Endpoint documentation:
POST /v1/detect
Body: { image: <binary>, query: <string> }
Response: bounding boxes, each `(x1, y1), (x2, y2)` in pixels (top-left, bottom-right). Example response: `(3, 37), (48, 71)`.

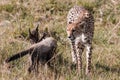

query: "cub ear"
(36, 24), (39, 31)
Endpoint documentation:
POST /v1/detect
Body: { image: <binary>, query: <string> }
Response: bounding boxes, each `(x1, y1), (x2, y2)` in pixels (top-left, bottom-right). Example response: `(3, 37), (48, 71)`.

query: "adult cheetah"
(66, 6), (94, 75)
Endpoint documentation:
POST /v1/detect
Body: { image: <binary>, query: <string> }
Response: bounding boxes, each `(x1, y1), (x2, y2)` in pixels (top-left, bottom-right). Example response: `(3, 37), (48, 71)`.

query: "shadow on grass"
(49, 53), (76, 70)
(48, 53), (77, 79)
(95, 63), (120, 74)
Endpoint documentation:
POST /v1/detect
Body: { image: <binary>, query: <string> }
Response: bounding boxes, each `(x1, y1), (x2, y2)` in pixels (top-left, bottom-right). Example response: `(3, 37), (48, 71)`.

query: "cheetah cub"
(66, 6), (94, 75)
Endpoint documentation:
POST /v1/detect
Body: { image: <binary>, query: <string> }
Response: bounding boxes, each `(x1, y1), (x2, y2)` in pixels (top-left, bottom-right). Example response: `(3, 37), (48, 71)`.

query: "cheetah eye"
(79, 21), (84, 25)
(72, 29), (76, 32)
(69, 22), (72, 24)
(81, 25), (84, 29)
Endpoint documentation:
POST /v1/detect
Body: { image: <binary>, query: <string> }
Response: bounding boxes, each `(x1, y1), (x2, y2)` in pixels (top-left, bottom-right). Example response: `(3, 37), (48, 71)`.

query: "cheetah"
(66, 6), (94, 75)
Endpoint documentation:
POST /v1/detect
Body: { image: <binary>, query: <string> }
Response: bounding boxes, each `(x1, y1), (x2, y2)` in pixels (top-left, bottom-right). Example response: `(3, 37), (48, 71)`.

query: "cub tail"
(5, 48), (33, 63)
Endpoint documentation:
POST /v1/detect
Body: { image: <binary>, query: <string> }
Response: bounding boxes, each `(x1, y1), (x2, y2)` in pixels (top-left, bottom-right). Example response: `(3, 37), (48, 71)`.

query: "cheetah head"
(67, 10), (89, 41)
(67, 20), (87, 41)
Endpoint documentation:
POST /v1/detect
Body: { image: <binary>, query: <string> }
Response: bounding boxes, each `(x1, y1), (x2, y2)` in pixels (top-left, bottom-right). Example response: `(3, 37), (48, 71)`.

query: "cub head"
(29, 26), (39, 44)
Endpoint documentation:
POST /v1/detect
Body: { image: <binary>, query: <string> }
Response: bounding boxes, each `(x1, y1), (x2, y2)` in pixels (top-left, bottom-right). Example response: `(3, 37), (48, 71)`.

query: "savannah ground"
(0, 0), (120, 80)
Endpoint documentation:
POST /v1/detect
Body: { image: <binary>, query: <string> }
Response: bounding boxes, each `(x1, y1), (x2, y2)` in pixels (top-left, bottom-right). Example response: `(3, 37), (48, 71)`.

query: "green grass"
(0, 0), (120, 80)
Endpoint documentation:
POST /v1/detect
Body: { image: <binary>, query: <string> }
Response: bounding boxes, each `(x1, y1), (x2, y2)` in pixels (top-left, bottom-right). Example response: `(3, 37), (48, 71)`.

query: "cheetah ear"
(84, 11), (89, 18)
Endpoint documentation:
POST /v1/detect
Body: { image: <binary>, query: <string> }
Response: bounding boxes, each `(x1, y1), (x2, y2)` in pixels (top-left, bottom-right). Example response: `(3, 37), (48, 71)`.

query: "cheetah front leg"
(75, 42), (84, 74)
(71, 41), (77, 64)
(85, 44), (92, 75)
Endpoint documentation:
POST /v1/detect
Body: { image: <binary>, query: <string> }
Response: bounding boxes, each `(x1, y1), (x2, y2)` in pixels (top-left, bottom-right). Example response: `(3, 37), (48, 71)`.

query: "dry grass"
(0, 0), (120, 80)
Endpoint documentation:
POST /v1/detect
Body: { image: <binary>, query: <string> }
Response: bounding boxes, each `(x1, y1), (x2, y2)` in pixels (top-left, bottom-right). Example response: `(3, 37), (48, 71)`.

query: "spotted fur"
(66, 6), (94, 75)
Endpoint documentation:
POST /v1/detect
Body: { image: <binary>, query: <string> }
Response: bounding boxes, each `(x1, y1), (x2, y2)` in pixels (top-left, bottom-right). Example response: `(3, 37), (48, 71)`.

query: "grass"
(0, 0), (120, 80)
